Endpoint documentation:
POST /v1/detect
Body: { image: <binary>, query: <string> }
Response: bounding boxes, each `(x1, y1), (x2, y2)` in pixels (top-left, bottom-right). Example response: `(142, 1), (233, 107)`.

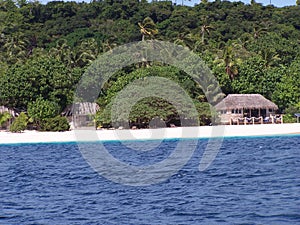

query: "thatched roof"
(215, 94), (278, 110)
(0, 106), (17, 117)
(62, 102), (99, 116)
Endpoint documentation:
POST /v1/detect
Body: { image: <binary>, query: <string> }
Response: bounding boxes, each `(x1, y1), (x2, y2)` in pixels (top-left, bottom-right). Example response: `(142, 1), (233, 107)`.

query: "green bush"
(283, 114), (297, 123)
(0, 112), (12, 128)
(283, 102), (300, 123)
(40, 116), (70, 132)
(285, 102), (300, 115)
(10, 112), (28, 132)
(27, 97), (60, 129)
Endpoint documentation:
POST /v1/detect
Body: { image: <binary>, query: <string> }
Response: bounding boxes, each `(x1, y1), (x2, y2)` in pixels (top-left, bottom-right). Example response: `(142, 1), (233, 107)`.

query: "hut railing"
(230, 114), (283, 125)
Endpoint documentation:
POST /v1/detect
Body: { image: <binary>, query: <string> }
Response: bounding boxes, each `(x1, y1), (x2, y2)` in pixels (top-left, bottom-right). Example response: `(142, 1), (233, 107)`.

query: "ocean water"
(0, 136), (300, 224)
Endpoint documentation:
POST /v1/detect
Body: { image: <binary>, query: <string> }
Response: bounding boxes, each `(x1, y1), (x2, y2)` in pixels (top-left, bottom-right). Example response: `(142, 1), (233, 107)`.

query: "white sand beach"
(0, 123), (300, 145)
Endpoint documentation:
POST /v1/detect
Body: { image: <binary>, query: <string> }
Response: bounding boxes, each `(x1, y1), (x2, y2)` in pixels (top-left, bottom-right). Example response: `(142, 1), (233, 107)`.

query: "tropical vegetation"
(0, 0), (299, 129)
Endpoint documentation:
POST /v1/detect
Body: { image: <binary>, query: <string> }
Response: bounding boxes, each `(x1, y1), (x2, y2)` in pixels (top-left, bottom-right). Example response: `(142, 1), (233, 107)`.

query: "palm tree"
(138, 17), (158, 41)
(253, 27), (268, 39)
(200, 17), (214, 44)
(49, 39), (74, 67)
(75, 38), (99, 67)
(30, 47), (47, 58)
(102, 37), (117, 53)
(174, 32), (195, 49)
(222, 45), (239, 80)
(259, 48), (280, 68)
(201, 24), (214, 44)
(253, 22), (270, 39)
(3, 34), (28, 64)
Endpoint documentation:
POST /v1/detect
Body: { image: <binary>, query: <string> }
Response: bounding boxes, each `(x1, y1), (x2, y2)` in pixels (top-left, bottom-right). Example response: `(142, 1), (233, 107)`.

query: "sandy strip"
(0, 123), (300, 145)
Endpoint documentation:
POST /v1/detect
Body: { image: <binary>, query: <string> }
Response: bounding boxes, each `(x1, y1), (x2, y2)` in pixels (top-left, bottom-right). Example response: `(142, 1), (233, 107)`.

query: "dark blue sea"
(1, 136), (300, 224)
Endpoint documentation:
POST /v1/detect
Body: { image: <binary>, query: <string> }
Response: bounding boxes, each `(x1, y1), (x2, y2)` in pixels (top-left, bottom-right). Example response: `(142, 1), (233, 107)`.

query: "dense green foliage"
(0, 56), (81, 110)
(27, 97), (60, 129)
(1, 0), (300, 127)
(0, 112), (11, 128)
(9, 112), (28, 132)
(40, 116), (70, 131)
(27, 98), (59, 121)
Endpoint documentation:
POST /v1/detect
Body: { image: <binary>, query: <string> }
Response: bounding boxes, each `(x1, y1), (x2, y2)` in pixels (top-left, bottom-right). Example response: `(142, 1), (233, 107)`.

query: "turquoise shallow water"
(0, 136), (299, 224)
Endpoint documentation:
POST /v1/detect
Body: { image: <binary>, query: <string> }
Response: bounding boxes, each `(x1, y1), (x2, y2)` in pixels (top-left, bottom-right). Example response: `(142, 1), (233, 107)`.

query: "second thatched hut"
(215, 94), (279, 124)
(62, 102), (99, 129)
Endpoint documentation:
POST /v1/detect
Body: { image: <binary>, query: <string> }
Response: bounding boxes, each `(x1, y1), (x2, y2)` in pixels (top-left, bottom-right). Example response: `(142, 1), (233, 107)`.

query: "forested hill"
(0, 0), (300, 128)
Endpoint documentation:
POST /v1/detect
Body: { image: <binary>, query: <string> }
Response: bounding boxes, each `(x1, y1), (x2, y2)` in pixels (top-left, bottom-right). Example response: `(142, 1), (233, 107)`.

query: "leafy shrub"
(9, 112), (28, 132)
(283, 114), (296, 123)
(40, 116), (70, 132)
(0, 112), (12, 128)
(283, 102), (300, 123)
(285, 102), (300, 115)
(27, 98), (60, 124)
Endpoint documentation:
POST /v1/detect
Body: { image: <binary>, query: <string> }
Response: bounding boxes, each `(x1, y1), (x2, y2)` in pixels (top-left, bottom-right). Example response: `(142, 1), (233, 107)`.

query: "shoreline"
(0, 123), (300, 145)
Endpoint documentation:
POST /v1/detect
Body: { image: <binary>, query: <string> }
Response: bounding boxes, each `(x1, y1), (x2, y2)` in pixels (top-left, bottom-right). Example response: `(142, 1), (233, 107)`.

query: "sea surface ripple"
(0, 136), (299, 224)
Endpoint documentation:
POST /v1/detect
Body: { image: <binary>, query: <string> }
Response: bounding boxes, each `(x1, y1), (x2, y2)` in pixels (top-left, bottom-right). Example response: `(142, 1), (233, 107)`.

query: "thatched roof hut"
(62, 102), (99, 117)
(215, 94), (278, 111)
(62, 102), (99, 129)
(215, 94), (279, 125)
(0, 105), (17, 117)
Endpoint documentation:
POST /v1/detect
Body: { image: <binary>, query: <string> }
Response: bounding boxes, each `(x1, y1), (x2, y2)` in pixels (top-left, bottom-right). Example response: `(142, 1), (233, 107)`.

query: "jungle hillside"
(0, 0), (300, 129)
